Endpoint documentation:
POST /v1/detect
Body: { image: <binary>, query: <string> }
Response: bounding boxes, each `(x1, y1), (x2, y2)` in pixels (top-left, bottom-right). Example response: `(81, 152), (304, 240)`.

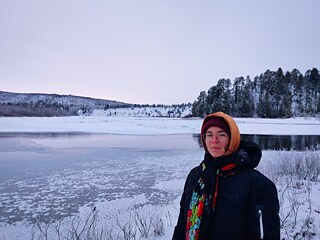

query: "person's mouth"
(210, 147), (222, 150)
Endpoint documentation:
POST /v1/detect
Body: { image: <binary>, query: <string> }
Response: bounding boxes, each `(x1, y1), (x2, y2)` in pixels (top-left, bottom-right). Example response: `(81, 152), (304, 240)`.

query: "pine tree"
(304, 68), (320, 115)
(192, 91), (207, 117)
(206, 79), (232, 114)
(291, 70), (304, 116)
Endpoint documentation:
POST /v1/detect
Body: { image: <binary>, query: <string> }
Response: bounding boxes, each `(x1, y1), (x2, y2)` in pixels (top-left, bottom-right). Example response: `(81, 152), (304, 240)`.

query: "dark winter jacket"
(172, 140), (280, 240)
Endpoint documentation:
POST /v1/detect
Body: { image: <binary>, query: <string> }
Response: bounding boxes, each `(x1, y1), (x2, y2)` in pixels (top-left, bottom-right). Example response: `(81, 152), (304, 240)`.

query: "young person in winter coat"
(172, 112), (280, 240)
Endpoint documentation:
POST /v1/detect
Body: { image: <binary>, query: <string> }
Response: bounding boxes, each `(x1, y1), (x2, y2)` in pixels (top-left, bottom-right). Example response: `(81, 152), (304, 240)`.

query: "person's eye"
(206, 133), (213, 138)
(218, 133), (227, 137)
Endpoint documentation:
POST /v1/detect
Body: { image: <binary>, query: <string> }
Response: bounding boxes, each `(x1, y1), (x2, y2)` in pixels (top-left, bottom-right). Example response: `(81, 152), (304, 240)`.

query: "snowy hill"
(0, 91), (192, 117)
(0, 91), (126, 106)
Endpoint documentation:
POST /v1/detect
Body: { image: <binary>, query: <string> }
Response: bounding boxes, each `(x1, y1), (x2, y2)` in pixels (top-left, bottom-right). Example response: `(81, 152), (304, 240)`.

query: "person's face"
(203, 126), (230, 158)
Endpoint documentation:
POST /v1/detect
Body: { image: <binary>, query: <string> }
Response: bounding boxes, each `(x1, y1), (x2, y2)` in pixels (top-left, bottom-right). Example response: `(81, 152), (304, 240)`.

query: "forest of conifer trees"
(192, 67), (320, 118)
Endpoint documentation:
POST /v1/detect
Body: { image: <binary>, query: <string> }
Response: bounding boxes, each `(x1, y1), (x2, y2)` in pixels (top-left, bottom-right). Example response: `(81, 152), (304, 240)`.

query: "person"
(172, 112), (280, 240)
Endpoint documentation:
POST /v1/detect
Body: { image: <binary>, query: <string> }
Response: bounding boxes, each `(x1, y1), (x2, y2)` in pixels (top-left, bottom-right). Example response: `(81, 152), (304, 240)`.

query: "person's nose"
(210, 134), (219, 142)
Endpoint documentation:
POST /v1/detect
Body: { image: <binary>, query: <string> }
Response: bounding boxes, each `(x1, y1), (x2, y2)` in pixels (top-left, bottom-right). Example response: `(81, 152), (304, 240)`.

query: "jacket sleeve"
(172, 168), (198, 240)
(247, 171), (280, 240)
(172, 191), (187, 240)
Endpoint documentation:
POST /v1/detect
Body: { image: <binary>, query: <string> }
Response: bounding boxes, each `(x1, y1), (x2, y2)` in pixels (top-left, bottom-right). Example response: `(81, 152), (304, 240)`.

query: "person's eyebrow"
(206, 130), (226, 133)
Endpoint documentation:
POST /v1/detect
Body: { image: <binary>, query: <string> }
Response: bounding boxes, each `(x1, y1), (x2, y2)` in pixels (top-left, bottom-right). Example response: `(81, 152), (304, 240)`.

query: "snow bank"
(0, 116), (319, 135)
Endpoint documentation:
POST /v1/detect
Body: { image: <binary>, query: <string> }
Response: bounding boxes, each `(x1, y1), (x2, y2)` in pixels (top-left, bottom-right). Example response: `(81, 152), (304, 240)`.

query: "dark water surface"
(241, 134), (320, 150)
(193, 133), (320, 150)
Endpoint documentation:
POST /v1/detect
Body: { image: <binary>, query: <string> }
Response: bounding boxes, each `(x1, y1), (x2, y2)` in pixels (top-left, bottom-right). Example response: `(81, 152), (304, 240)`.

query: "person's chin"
(209, 149), (224, 158)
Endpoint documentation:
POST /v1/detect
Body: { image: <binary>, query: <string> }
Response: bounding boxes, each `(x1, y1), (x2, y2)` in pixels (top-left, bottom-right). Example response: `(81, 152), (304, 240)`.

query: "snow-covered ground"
(0, 116), (320, 240)
(0, 115), (319, 135)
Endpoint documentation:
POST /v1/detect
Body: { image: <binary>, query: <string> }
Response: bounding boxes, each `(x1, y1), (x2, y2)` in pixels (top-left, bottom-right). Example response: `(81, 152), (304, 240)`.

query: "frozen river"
(1, 131), (319, 225)
(0, 133), (202, 224)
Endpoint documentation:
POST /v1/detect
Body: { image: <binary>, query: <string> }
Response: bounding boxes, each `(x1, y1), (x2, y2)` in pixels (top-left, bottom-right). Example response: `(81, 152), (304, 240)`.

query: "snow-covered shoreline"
(0, 115), (319, 135)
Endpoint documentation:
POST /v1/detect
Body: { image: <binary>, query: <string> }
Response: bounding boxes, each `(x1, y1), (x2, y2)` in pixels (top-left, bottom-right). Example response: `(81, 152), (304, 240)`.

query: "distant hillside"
(0, 91), (132, 117)
(0, 91), (192, 118)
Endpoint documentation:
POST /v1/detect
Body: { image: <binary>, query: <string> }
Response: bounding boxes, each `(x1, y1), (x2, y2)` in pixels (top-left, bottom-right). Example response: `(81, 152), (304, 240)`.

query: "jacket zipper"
(258, 209), (264, 239)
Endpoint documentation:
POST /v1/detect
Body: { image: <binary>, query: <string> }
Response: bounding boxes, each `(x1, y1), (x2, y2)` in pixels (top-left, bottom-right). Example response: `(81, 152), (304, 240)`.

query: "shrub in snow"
(135, 212), (152, 238)
(258, 150), (320, 240)
(152, 214), (164, 237)
(31, 206), (166, 240)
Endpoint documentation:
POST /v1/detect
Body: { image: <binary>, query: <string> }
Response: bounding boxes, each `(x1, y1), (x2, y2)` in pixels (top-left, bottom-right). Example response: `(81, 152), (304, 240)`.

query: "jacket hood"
(201, 112), (240, 156)
(237, 140), (262, 168)
(203, 140), (262, 170)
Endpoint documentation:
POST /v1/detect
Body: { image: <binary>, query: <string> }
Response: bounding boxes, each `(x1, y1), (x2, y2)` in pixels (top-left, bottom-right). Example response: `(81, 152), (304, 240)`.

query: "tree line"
(192, 67), (320, 118)
(0, 95), (192, 117)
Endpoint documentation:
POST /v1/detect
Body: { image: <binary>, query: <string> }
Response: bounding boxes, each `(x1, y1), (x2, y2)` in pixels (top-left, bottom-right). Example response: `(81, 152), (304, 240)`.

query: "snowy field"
(0, 115), (320, 135)
(0, 116), (320, 240)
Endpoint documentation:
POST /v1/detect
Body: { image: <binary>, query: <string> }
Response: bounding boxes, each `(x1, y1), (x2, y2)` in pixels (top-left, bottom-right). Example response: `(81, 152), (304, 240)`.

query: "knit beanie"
(201, 112), (241, 156)
(201, 117), (231, 137)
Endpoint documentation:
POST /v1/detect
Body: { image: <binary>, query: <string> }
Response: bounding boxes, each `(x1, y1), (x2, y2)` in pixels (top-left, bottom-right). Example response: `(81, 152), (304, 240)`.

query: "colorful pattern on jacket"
(185, 161), (236, 240)
(186, 163), (207, 240)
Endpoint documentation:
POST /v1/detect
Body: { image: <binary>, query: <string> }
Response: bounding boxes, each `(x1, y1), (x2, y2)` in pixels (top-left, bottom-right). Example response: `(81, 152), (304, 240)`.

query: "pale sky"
(1, 0), (319, 104)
